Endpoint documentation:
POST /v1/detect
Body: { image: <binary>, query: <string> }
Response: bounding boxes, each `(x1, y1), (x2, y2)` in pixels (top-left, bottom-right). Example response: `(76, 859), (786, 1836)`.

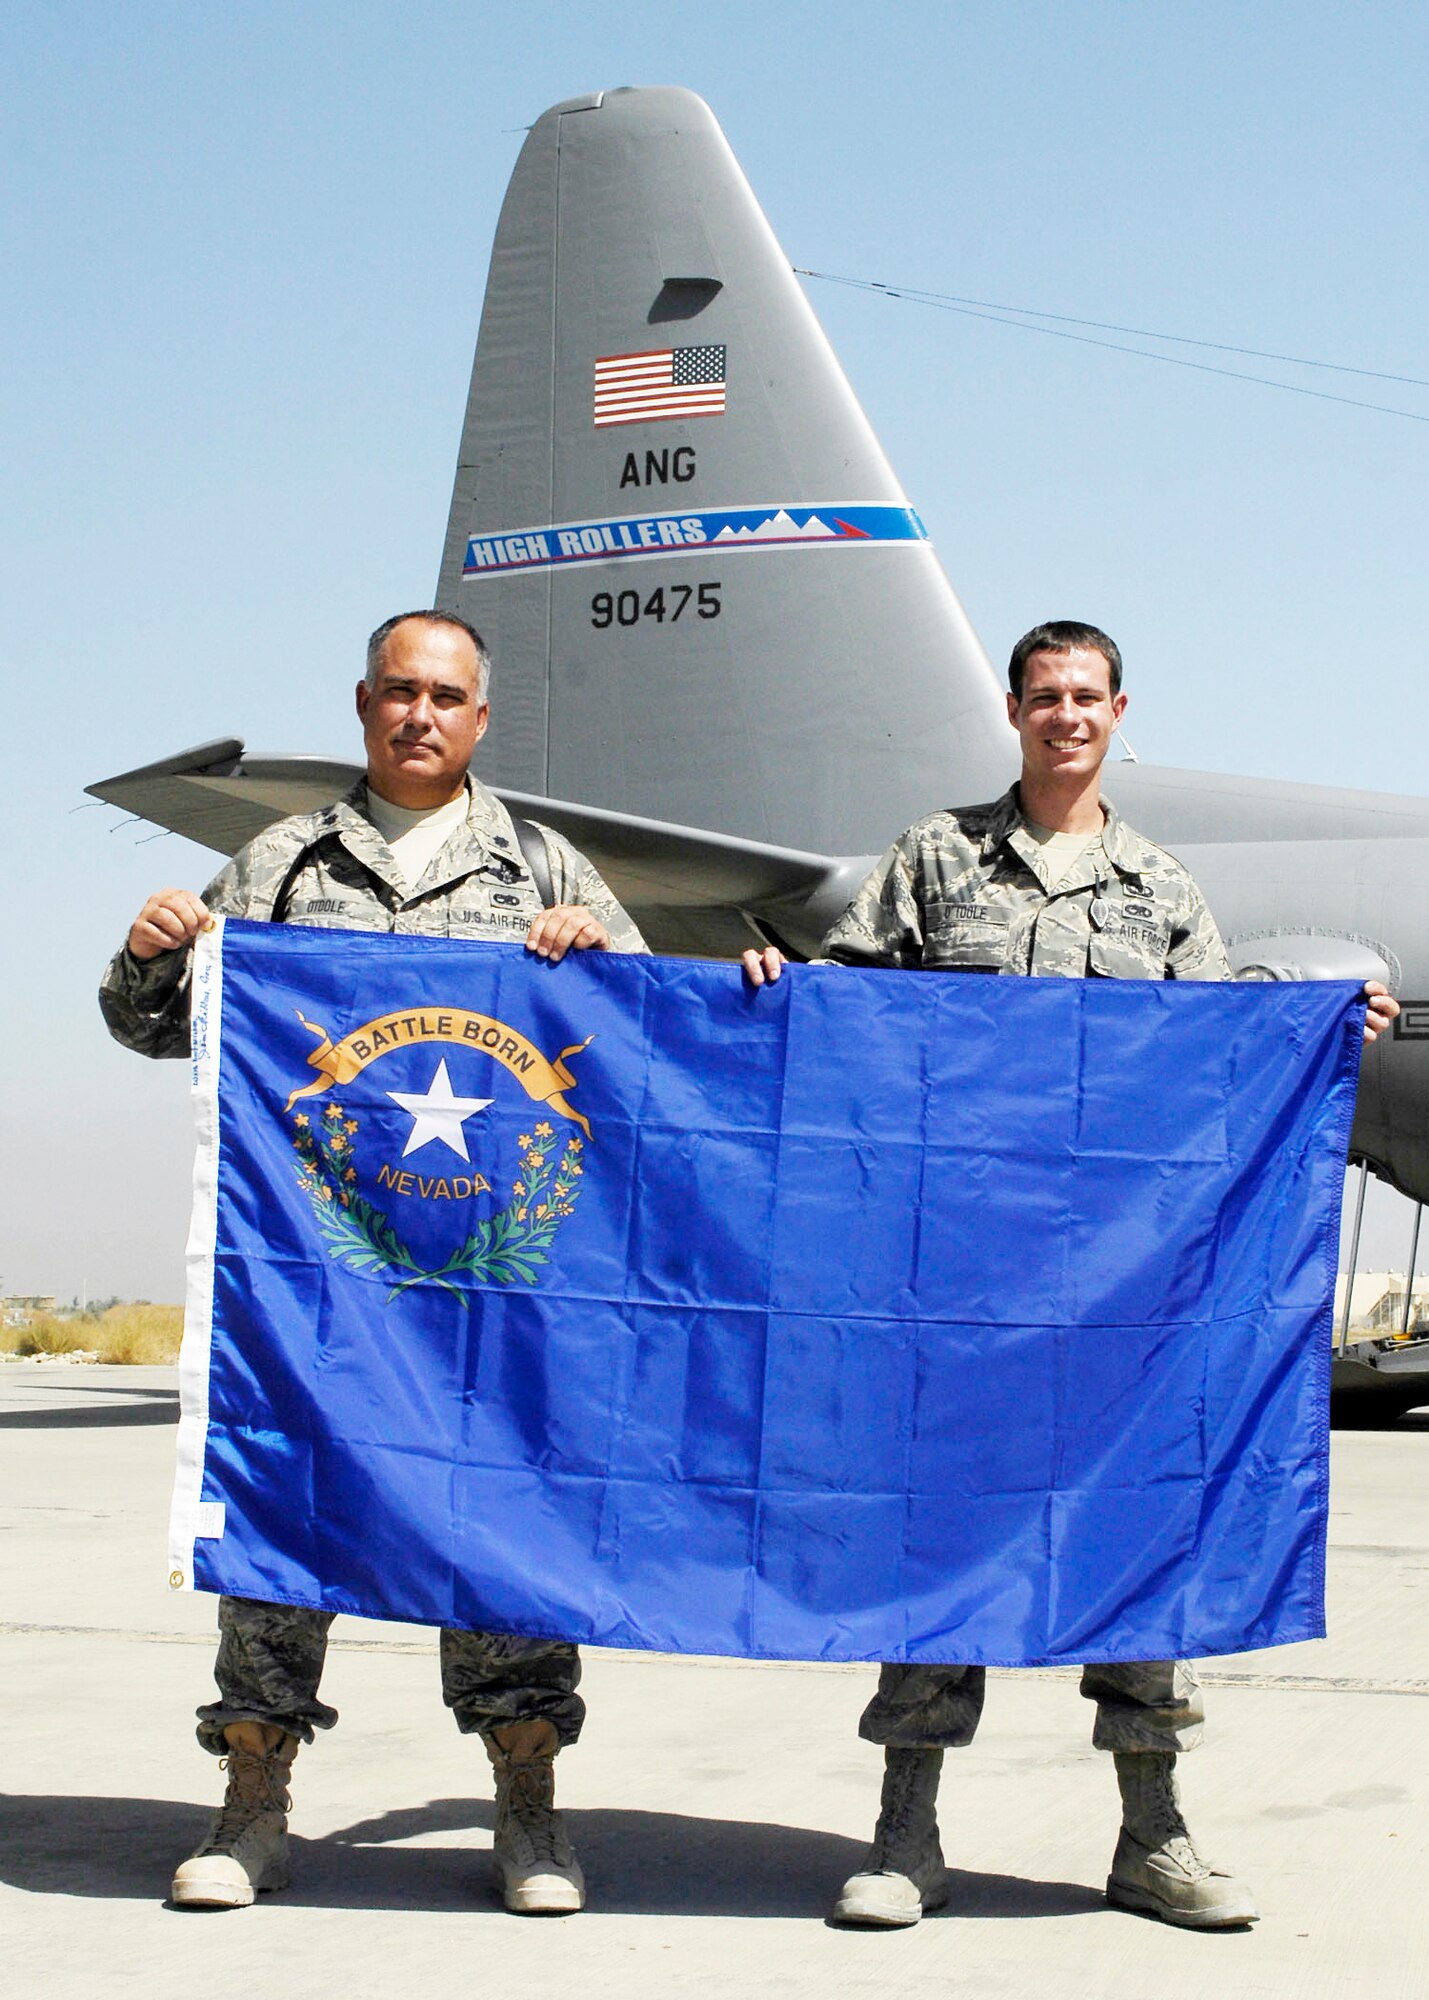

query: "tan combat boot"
(171, 1722), (297, 1909)
(485, 1718), (585, 1914)
(831, 1747), (948, 1926)
(1107, 1751), (1258, 1928)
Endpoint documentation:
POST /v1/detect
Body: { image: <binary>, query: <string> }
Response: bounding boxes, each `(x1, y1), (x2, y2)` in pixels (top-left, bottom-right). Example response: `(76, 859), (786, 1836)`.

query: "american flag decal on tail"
(593, 345), (727, 427)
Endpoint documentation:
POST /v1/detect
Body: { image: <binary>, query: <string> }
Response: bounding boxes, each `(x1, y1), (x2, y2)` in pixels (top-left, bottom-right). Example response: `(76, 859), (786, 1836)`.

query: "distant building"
(1333, 1271), (1429, 1337)
(1, 1295), (57, 1325)
(1366, 1279), (1429, 1337)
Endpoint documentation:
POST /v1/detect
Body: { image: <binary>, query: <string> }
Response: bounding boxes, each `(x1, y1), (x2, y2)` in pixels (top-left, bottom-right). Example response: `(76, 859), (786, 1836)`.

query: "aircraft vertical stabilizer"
(436, 86), (1012, 857)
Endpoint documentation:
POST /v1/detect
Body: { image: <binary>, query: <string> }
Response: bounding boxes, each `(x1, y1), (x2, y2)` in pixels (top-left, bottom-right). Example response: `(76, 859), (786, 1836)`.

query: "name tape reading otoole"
(462, 503), (928, 577)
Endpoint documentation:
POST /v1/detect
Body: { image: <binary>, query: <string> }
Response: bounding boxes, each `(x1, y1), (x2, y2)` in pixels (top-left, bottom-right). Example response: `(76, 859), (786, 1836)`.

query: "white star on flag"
(386, 1059), (493, 1161)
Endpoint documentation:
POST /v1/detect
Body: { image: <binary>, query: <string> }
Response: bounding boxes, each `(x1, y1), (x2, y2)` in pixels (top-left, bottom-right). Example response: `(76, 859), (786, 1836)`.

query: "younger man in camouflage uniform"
(743, 620), (1397, 1935)
(102, 610), (646, 1915)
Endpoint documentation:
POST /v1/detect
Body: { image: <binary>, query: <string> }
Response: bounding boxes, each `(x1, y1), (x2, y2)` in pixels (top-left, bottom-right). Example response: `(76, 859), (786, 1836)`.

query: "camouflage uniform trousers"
(858, 1658), (1204, 1757)
(195, 1595), (584, 1756)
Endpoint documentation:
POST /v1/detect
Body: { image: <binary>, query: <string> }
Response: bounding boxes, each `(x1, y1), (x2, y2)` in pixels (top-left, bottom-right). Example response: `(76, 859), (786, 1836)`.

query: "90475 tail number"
(591, 583), (721, 628)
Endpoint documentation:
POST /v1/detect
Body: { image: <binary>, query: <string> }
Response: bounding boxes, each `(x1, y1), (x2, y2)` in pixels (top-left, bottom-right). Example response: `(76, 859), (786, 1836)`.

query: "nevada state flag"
(171, 919), (1362, 1666)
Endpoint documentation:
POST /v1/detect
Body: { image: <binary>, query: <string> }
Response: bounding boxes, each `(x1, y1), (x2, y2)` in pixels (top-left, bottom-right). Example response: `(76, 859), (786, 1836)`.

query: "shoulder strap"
(228, 808), (340, 926)
(509, 815), (555, 909)
(266, 847), (315, 926)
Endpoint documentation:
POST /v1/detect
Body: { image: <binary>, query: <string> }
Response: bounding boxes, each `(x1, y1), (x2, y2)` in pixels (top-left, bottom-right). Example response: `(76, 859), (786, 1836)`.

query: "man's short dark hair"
(365, 610), (491, 704)
(1008, 621), (1122, 700)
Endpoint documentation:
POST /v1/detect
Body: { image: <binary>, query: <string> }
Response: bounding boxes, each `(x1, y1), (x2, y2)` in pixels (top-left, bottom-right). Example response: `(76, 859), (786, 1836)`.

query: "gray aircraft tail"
(434, 85), (1013, 877)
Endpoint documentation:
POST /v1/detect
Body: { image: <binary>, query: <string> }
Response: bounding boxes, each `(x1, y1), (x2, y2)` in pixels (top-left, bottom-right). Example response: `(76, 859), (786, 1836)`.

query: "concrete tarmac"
(3, 1361), (1427, 2000)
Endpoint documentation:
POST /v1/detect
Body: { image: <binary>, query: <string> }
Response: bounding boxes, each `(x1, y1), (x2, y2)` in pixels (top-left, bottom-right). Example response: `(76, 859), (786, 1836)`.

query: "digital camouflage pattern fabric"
(820, 786), (1230, 983)
(100, 777), (647, 1062)
(857, 1658), (1204, 1756)
(196, 1597), (585, 1755)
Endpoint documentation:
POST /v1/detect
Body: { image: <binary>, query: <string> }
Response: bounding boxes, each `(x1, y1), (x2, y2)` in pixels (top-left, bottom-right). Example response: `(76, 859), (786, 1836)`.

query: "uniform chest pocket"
(446, 890), (539, 940)
(1087, 928), (1166, 980)
(284, 900), (370, 931)
(924, 912), (1010, 972)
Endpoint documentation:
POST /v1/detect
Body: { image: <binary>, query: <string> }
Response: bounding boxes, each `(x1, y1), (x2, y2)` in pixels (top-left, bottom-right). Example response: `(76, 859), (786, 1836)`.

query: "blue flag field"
(170, 919), (1362, 1666)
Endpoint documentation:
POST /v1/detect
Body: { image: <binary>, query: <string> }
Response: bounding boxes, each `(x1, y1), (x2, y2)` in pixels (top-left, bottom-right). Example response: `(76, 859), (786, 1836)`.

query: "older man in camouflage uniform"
(744, 619), (1397, 1936)
(102, 609), (646, 1916)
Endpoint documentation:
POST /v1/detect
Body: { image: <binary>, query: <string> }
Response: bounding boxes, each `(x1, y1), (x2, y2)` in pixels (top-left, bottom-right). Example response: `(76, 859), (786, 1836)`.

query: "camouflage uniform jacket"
(820, 785), (1230, 981)
(100, 777), (648, 1060)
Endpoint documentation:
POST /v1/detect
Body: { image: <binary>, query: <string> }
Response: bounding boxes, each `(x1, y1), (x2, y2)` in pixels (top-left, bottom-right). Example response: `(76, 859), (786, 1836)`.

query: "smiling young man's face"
(1006, 644), (1127, 790)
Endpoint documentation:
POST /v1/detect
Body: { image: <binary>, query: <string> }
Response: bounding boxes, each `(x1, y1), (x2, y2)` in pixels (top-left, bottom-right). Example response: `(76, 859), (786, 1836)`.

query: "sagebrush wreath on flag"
(171, 919), (1361, 1667)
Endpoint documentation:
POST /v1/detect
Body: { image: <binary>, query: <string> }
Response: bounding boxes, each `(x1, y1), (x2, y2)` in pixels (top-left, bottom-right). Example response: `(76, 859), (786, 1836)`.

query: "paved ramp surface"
(3, 1362), (1427, 1999)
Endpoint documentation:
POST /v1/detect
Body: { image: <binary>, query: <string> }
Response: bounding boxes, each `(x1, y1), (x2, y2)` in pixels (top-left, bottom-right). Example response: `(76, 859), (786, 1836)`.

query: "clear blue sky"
(3, 2), (1426, 1300)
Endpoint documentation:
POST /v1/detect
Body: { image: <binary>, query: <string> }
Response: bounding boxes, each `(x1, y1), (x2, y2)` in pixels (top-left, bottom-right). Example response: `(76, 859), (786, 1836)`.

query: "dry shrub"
(0, 1303), (183, 1364)
(0, 1314), (92, 1358)
(91, 1303), (185, 1365)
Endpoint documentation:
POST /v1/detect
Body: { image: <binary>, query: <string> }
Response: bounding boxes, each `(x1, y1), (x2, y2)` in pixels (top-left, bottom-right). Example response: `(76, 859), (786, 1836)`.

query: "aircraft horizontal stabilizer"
(85, 744), (868, 960)
(495, 786), (873, 958)
(1107, 763), (1429, 846)
(86, 741), (365, 858)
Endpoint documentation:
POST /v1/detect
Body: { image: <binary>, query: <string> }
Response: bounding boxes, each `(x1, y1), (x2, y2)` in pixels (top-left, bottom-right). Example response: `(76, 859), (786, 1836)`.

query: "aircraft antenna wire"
(795, 269), (1429, 426)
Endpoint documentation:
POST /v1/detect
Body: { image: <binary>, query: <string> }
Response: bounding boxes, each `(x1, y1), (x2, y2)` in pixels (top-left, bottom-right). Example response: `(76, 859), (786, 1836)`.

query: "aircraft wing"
(493, 785), (872, 957)
(85, 739), (358, 857)
(1105, 762), (1429, 845)
(84, 741), (870, 959)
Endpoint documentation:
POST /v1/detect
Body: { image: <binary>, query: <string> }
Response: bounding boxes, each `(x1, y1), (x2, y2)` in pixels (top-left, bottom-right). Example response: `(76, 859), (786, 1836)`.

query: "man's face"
(355, 619), (489, 807)
(1006, 645), (1127, 787)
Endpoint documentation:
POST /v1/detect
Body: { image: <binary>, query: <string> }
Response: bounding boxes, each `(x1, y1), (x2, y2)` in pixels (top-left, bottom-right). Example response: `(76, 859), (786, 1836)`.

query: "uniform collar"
(315, 776), (520, 899)
(981, 783), (1148, 883)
